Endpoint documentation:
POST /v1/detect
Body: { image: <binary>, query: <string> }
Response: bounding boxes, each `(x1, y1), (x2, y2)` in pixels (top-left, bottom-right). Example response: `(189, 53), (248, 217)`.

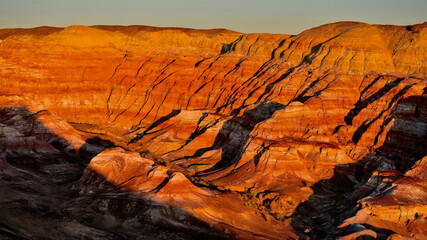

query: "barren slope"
(0, 22), (426, 239)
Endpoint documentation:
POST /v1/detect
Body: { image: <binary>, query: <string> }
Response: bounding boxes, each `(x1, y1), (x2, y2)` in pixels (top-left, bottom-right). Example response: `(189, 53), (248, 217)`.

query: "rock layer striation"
(0, 22), (426, 239)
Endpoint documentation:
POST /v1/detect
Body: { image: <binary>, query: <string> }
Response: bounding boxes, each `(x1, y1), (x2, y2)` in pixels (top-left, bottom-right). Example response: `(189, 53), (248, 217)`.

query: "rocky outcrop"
(0, 21), (426, 239)
(81, 147), (296, 239)
(0, 96), (229, 239)
(291, 94), (427, 239)
(336, 95), (427, 239)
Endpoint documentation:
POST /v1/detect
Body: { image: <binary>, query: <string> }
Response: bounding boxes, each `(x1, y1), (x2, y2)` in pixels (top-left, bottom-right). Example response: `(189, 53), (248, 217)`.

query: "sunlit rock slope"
(0, 21), (426, 239)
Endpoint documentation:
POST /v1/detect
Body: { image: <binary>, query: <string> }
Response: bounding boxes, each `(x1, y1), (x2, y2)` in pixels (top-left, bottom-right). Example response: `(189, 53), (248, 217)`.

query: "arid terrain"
(0, 21), (426, 239)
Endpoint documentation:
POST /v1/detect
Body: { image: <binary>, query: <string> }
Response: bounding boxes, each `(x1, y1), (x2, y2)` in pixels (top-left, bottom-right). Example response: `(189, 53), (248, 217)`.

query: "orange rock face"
(0, 22), (426, 239)
(81, 147), (296, 239)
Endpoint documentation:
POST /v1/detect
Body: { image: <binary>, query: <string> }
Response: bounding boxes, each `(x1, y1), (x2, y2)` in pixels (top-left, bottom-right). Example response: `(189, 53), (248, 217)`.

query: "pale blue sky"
(0, 0), (426, 34)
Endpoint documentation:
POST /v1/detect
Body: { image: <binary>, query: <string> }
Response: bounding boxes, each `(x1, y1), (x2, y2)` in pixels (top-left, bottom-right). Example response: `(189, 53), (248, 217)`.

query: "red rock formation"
(81, 147), (296, 239)
(0, 22), (426, 239)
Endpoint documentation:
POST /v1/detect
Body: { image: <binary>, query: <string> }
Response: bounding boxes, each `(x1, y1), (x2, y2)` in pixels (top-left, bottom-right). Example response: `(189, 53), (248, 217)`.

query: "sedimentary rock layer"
(0, 21), (426, 239)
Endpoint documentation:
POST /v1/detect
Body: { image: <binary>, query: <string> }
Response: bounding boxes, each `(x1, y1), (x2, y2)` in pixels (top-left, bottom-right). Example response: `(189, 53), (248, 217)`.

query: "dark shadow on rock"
(0, 106), (117, 182)
(172, 101), (286, 175)
(290, 95), (427, 239)
(78, 137), (116, 164)
(71, 167), (232, 240)
(220, 35), (244, 55)
(0, 106), (81, 170)
(0, 105), (232, 240)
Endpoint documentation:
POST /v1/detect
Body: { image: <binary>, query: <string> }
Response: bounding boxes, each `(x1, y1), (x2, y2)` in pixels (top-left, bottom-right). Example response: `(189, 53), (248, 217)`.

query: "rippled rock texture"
(0, 21), (426, 239)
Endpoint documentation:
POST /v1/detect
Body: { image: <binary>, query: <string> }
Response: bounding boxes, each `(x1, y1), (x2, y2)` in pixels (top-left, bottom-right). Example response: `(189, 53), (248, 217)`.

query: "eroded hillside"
(0, 22), (426, 239)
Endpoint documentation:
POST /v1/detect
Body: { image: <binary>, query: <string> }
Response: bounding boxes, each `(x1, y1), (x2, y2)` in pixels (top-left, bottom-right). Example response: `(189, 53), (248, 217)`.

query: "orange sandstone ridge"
(0, 22), (426, 239)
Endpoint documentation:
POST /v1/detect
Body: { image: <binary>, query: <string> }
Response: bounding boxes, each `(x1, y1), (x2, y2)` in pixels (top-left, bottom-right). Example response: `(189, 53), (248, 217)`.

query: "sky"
(0, 0), (426, 34)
